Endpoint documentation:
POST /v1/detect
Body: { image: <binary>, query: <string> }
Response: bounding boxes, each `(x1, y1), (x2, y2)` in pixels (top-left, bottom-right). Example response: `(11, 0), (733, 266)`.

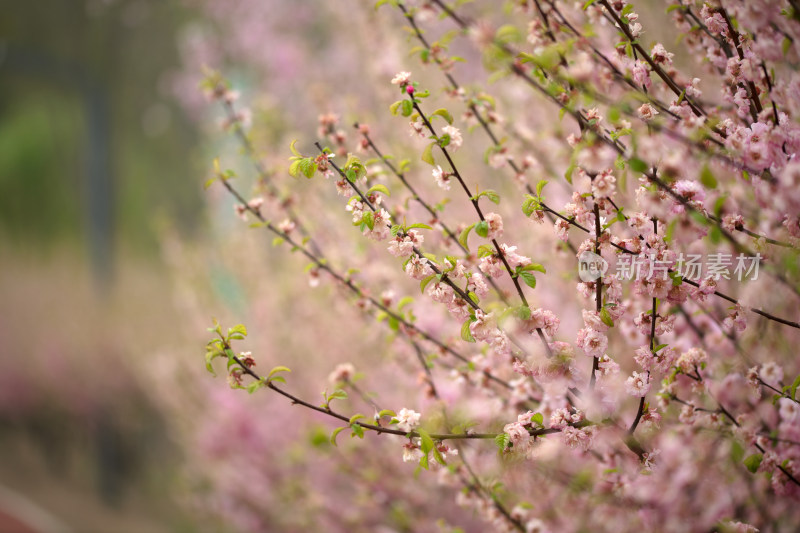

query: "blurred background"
(0, 1), (469, 531)
(0, 0), (205, 530)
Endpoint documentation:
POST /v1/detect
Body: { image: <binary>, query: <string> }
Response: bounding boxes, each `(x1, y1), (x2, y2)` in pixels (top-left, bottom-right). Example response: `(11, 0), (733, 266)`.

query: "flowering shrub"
(199, 1), (800, 531)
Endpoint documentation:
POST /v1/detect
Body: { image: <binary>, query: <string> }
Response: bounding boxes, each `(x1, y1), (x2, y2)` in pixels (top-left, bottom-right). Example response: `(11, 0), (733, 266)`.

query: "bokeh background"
(0, 1), (456, 531)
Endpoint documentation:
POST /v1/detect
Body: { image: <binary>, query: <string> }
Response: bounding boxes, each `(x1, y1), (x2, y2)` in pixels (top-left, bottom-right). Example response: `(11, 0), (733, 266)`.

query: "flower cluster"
(193, 1), (800, 531)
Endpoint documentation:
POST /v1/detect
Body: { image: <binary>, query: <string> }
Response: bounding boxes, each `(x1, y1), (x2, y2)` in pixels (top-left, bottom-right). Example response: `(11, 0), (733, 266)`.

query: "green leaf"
(288, 159), (301, 178)
(421, 143), (435, 165)
(228, 324), (248, 338)
(367, 184), (391, 197)
(744, 453), (763, 473)
(709, 226), (722, 244)
(420, 274), (437, 293)
(699, 164), (717, 189)
(730, 439), (745, 463)
(477, 244), (495, 257)
(713, 195), (727, 218)
(419, 453), (429, 470)
(522, 195), (541, 217)
(203, 177), (217, 190)
(397, 296), (414, 310)
(418, 429), (435, 453)
(349, 414), (366, 424)
(272, 237), (285, 247)
(432, 445), (446, 466)
(531, 413), (544, 426)
(362, 211), (375, 230)
(245, 381), (263, 394)
(401, 99), (414, 117)
(600, 307), (614, 327)
(565, 163), (576, 184)
(378, 409), (396, 418)
(267, 366), (292, 381)
(298, 157), (317, 179)
(536, 180), (548, 197)
(473, 189), (500, 204)
(629, 158), (648, 174)
(289, 139), (301, 157)
(495, 433), (510, 450)
(582, 0), (597, 8)
(461, 318), (476, 343)
(328, 389), (348, 401)
(351, 423), (365, 439)
(431, 108), (454, 124)
(516, 305), (531, 320)
(458, 223), (475, 250)
(407, 223), (433, 230)
(790, 373), (800, 400)
(390, 100), (403, 116)
(330, 427), (346, 446)
(520, 263), (546, 273)
(475, 220), (489, 238)
(519, 271), (537, 288)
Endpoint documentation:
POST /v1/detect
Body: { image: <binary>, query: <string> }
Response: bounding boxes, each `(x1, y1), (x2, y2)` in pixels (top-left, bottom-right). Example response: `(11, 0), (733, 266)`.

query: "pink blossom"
(485, 212), (504, 240)
(582, 309), (608, 332)
(442, 125), (462, 150)
(676, 348), (707, 374)
(432, 165), (451, 190)
(561, 425), (596, 452)
(554, 219), (570, 241)
(650, 43), (674, 66)
(396, 408), (421, 432)
(503, 421), (532, 453)
(779, 398), (800, 423)
(637, 103), (659, 121)
(580, 328), (608, 358)
(592, 169), (616, 198)
(759, 362), (784, 386)
(479, 254), (504, 278)
(597, 355), (620, 377)
(362, 209), (392, 241)
(391, 71), (411, 86)
(388, 229), (423, 257)
(402, 442), (423, 463)
(625, 371), (650, 397)
(499, 243), (531, 269)
(632, 60), (651, 89)
(466, 273), (490, 298)
(328, 363), (356, 384)
(426, 281), (454, 304)
(404, 255), (433, 280)
(525, 308), (561, 337)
